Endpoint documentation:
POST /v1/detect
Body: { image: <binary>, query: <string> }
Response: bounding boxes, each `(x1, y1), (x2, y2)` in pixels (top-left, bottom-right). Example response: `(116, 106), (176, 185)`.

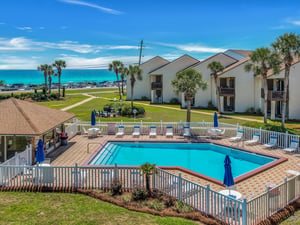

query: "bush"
(256, 108), (262, 115)
(141, 96), (150, 101)
(243, 121), (289, 133)
(173, 201), (194, 213)
(146, 200), (165, 211)
(121, 104), (132, 116)
(169, 98), (179, 104)
(132, 186), (149, 201)
(134, 106), (145, 115)
(111, 179), (122, 196)
(119, 194), (131, 204)
(207, 100), (216, 109)
(163, 195), (176, 207)
(246, 107), (255, 114)
(151, 189), (164, 199)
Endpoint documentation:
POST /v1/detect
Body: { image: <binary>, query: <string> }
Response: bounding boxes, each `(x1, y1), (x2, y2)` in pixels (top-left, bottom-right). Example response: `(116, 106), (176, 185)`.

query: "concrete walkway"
(61, 93), (98, 111)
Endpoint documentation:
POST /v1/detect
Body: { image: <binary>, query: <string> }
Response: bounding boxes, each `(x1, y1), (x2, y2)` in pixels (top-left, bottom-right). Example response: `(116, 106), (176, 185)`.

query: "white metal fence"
(65, 120), (78, 140)
(1, 145), (32, 167)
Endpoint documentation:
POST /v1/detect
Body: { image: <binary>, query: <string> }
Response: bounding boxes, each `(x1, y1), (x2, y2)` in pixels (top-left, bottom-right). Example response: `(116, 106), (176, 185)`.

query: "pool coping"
(84, 140), (288, 186)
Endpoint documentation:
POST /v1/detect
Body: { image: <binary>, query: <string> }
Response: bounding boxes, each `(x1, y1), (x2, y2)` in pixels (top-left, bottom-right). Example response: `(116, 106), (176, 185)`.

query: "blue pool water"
(90, 142), (277, 181)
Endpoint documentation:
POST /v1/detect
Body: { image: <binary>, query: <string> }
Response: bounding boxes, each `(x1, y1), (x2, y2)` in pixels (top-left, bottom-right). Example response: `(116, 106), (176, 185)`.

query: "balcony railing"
(151, 82), (162, 89)
(219, 87), (235, 96)
(261, 89), (287, 101)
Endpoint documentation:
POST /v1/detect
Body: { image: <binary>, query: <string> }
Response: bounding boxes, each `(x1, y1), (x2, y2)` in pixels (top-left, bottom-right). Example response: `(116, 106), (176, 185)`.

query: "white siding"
(287, 63), (300, 120)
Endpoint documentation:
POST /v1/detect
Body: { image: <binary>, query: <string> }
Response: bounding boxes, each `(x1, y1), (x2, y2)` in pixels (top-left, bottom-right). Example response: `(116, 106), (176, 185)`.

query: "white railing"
(65, 120), (78, 140)
(246, 174), (300, 225)
(0, 163), (246, 225)
(1, 145), (32, 166)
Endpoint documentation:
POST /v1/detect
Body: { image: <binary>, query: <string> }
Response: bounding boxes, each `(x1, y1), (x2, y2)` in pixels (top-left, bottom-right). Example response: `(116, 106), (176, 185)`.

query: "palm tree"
(120, 66), (129, 96)
(37, 64), (50, 91)
(52, 60), (66, 97)
(172, 69), (208, 122)
(244, 48), (281, 124)
(139, 163), (157, 193)
(0, 80), (5, 86)
(46, 66), (55, 94)
(128, 65), (142, 110)
(207, 61), (224, 113)
(108, 61), (124, 100)
(272, 33), (300, 128)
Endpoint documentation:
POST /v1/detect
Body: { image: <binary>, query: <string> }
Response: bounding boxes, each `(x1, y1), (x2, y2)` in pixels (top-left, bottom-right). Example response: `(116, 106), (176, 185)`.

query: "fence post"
(15, 152), (19, 166)
(242, 198), (247, 225)
(237, 123), (239, 130)
(152, 164), (156, 190)
(284, 177), (288, 205)
(206, 184), (210, 214)
(266, 187), (270, 217)
(114, 163), (118, 180)
(259, 127), (262, 143)
(74, 163), (78, 189)
(285, 131), (289, 148)
(35, 163), (39, 186)
(178, 173), (182, 200)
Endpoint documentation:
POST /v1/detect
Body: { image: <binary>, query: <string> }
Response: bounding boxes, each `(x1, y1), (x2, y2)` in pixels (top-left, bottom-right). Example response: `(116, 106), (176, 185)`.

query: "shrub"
(169, 98), (179, 104)
(246, 107), (255, 114)
(151, 189), (164, 199)
(119, 194), (131, 204)
(110, 179), (122, 196)
(256, 108), (262, 115)
(132, 186), (149, 201)
(163, 195), (176, 207)
(146, 200), (165, 211)
(173, 201), (194, 213)
(141, 96), (150, 101)
(121, 104), (132, 116)
(134, 106), (145, 115)
(103, 105), (111, 112)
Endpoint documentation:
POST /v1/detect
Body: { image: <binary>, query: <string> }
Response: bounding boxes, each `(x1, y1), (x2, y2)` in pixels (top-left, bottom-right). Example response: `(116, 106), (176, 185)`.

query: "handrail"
(87, 142), (104, 153)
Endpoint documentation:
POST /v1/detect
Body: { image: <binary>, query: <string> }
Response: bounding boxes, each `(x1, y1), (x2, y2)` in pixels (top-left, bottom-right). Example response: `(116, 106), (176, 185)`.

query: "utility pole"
(138, 40), (144, 66)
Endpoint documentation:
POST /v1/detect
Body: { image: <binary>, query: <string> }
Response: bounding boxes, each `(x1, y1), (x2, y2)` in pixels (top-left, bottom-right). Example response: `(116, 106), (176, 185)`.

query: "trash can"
(61, 133), (68, 146)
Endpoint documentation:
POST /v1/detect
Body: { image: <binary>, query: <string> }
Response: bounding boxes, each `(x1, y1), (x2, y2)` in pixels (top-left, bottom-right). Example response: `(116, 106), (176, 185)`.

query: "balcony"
(219, 87), (235, 96)
(151, 82), (162, 90)
(261, 89), (287, 101)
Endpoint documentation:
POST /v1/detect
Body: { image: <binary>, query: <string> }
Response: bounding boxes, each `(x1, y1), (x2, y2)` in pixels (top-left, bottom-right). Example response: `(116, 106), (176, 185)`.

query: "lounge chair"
(149, 126), (157, 138)
(132, 126), (140, 137)
(165, 126), (173, 138)
(263, 135), (277, 149)
(283, 139), (299, 153)
(116, 125), (125, 137)
(229, 130), (243, 142)
(286, 170), (300, 176)
(82, 127), (88, 136)
(245, 133), (260, 145)
(183, 126), (191, 138)
(217, 129), (226, 138)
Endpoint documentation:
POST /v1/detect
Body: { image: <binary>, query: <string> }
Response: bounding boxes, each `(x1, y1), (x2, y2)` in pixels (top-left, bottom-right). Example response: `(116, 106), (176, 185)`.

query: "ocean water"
(0, 69), (116, 85)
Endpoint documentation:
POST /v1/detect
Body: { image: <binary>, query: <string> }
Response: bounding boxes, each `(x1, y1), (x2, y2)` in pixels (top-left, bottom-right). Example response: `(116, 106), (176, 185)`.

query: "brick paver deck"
(51, 134), (300, 199)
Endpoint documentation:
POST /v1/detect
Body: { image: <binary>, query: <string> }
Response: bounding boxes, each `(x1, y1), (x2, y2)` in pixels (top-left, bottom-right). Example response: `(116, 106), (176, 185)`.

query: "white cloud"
(0, 56), (39, 69)
(156, 42), (226, 53)
(289, 20), (300, 26)
(60, 55), (153, 69)
(59, 0), (122, 15)
(0, 37), (139, 53)
(160, 53), (182, 61)
(16, 26), (32, 31)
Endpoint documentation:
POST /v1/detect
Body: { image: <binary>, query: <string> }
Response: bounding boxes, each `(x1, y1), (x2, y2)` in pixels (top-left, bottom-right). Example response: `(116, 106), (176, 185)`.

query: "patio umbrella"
(223, 155), (234, 189)
(36, 139), (45, 163)
(214, 112), (219, 128)
(91, 110), (96, 126)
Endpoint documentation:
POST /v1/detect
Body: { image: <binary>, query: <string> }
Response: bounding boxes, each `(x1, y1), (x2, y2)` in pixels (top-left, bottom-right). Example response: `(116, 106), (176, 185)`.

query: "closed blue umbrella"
(214, 112), (219, 128)
(223, 155), (234, 187)
(91, 110), (96, 126)
(36, 139), (45, 163)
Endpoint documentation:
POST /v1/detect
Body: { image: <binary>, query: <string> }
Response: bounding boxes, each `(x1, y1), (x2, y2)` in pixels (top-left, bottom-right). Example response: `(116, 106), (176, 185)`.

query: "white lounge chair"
(149, 126), (157, 138)
(82, 127), (88, 136)
(132, 126), (140, 137)
(165, 126), (173, 138)
(183, 126), (191, 138)
(217, 129), (226, 138)
(264, 135), (277, 149)
(116, 125), (125, 137)
(245, 133), (260, 145)
(229, 130), (243, 142)
(286, 170), (300, 176)
(283, 139), (299, 153)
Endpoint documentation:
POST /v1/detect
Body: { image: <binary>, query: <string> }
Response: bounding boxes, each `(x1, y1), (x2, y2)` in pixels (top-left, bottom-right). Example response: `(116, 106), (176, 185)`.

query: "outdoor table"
(219, 190), (242, 200)
(88, 128), (100, 138)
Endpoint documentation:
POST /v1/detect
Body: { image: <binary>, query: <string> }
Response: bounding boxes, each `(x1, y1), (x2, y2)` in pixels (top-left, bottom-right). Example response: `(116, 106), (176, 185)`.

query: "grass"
(36, 94), (89, 109)
(0, 192), (198, 225)
(281, 209), (300, 225)
(65, 87), (118, 94)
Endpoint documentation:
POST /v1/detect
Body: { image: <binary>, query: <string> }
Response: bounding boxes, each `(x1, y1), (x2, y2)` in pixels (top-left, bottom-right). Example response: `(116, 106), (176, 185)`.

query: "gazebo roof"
(0, 98), (76, 136)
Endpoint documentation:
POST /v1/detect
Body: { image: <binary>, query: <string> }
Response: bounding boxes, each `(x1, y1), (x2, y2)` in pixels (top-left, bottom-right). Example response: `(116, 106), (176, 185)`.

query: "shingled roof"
(0, 98), (76, 135)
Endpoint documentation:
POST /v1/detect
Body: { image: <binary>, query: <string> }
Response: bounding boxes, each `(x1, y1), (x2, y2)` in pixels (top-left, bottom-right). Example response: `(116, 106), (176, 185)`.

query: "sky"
(0, 0), (300, 69)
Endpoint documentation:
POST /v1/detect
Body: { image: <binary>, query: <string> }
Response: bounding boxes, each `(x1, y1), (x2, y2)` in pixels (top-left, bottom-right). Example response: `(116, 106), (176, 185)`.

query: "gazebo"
(0, 98), (76, 162)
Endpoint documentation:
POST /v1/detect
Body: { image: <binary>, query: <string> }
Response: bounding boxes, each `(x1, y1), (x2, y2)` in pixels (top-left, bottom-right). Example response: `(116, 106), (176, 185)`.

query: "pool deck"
(51, 134), (300, 199)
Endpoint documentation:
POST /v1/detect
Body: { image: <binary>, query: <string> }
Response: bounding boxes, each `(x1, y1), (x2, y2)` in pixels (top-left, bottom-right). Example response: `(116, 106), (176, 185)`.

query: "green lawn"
(0, 192), (198, 225)
(36, 94), (89, 109)
(65, 87), (118, 94)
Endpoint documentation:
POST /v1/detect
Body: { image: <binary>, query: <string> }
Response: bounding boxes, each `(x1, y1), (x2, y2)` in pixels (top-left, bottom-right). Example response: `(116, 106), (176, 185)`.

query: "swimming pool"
(89, 141), (279, 183)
